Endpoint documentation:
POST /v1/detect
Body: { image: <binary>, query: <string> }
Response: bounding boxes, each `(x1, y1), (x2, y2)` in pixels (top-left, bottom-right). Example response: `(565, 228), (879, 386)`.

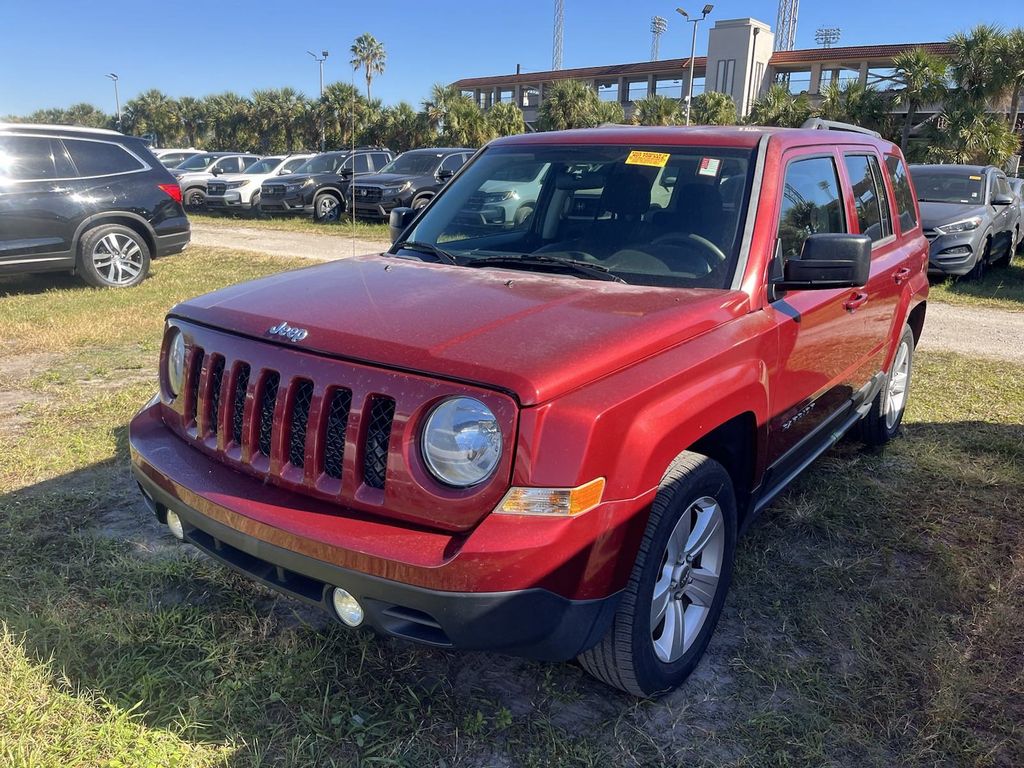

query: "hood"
(918, 201), (987, 229)
(173, 169), (211, 180)
(210, 172), (258, 183)
(353, 172), (420, 186)
(170, 255), (749, 405)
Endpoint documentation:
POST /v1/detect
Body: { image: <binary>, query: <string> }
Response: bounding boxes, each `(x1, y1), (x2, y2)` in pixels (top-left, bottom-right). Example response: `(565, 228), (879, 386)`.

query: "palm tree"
(815, 80), (891, 133)
(422, 83), (461, 132)
(123, 89), (180, 145)
(350, 33), (386, 102)
(442, 96), (495, 147)
(949, 25), (1008, 105)
(746, 84), (812, 127)
(175, 96), (206, 147)
(891, 47), (949, 150)
(690, 92), (737, 125)
(487, 102), (526, 137)
(62, 103), (114, 129)
(593, 100), (625, 125)
(926, 104), (1019, 164)
(202, 92), (252, 150)
(1001, 28), (1024, 132)
(631, 95), (681, 126)
(538, 80), (601, 131)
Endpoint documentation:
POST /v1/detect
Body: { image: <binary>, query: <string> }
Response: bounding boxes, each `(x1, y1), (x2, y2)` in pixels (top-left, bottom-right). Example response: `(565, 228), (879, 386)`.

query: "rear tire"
(995, 228), (1017, 267)
(77, 224), (151, 289)
(856, 324), (914, 447)
(577, 453), (736, 697)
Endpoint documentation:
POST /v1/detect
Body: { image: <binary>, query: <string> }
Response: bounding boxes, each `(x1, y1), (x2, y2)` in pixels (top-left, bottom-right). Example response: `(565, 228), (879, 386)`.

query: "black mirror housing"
(389, 207), (417, 243)
(992, 193), (1014, 206)
(776, 233), (872, 290)
(437, 169), (454, 181)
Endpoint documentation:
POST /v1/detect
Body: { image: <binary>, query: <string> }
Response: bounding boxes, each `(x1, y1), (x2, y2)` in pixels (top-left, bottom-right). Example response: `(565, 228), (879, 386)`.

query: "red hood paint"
(171, 254), (749, 405)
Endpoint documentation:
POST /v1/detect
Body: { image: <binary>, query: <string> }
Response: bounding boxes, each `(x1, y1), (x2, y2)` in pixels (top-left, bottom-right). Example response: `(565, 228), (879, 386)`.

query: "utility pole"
(676, 6), (713, 126)
(308, 50), (329, 151)
(106, 73), (121, 132)
(651, 16), (668, 62)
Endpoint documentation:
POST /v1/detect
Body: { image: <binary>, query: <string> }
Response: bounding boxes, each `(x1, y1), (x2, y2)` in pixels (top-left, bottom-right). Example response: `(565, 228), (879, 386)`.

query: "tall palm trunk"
(901, 101), (917, 149)
(1009, 84), (1022, 130)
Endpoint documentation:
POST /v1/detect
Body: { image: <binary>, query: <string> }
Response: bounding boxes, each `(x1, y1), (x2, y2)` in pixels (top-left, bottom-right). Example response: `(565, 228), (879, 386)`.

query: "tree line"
(5, 25), (1022, 165)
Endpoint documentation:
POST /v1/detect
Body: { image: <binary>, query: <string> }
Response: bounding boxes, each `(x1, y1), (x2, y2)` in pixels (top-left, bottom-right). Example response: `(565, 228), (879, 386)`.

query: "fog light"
(331, 588), (364, 627)
(166, 509), (184, 540)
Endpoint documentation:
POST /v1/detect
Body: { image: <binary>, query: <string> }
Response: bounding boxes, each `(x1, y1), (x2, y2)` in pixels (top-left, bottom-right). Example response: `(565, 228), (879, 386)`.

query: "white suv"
(205, 154), (314, 213)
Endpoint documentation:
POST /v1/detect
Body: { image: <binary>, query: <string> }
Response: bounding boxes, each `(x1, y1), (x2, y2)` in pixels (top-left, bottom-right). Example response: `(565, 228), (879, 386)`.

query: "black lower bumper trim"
(134, 469), (620, 661)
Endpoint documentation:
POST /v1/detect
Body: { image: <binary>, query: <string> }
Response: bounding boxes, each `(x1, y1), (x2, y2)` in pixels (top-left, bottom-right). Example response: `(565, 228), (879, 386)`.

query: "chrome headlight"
(166, 327), (185, 398)
(481, 190), (517, 203)
(421, 397), (502, 487)
(936, 216), (982, 235)
(225, 180), (249, 189)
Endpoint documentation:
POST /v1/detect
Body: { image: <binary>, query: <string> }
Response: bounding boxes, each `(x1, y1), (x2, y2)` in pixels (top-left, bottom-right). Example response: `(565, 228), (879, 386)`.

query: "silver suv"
(205, 154), (313, 213)
(172, 152), (261, 210)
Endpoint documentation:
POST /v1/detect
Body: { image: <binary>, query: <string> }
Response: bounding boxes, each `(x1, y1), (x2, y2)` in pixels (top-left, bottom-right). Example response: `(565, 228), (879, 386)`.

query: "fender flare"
(72, 211), (158, 260)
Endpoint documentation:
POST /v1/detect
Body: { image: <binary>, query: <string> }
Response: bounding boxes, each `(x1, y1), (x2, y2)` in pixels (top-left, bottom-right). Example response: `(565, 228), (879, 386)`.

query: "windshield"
(243, 157), (283, 174)
(293, 153), (343, 174)
(397, 144), (754, 289)
(913, 170), (985, 204)
(176, 153), (218, 171)
(380, 152), (442, 176)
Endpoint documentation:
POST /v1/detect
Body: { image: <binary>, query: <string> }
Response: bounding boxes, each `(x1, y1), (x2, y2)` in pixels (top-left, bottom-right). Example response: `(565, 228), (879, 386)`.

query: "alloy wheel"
(884, 339), (911, 430)
(318, 196), (340, 221)
(650, 496), (726, 663)
(91, 233), (144, 286)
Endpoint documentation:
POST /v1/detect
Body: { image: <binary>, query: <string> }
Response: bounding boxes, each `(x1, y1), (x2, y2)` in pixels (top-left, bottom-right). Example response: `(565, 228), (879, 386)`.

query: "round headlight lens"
(166, 327), (186, 398)
(422, 397), (502, 487)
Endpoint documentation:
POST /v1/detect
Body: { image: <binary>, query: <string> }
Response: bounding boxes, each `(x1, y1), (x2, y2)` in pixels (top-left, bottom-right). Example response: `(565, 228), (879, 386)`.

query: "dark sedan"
(911, 164), (1019, 279)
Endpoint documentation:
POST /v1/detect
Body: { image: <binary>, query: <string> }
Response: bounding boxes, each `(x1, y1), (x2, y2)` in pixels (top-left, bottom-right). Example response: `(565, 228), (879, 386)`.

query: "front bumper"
(206, 190), (256, 210)
(260, 190), (312, 214)
(129, 401), (639, 660)
(925, 230), (984, 276)
(350, 194), (408, 220)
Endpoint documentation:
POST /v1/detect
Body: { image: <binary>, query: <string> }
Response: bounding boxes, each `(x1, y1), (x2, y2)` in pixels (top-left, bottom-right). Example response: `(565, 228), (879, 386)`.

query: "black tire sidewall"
(314, 193), (340, 221)
(629, 461), (737, 695)
(413, 195), (431, 210)
(185, 187), (205, 210)
(77, 224), (151, 288)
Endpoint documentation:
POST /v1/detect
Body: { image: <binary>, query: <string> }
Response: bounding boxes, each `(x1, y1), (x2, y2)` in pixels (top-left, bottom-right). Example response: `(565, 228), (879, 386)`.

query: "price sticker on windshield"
(698, 157), (722, 177)
(626, 150), (670, 168)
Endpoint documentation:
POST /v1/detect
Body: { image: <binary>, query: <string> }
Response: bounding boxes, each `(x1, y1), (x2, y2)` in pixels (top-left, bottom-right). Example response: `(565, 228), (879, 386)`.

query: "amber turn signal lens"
(495, 478), (606, 517)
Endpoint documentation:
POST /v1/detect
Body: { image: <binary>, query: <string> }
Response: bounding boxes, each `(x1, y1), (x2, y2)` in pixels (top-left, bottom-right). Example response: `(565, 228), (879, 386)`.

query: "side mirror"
(992, 193), (1014, 206)
(339, 167), (353, 177)
(437, 168), (454, 181)
(389, 207), (417, 243)
(776, 233), (871, 290)
(211, 166), (224, 176)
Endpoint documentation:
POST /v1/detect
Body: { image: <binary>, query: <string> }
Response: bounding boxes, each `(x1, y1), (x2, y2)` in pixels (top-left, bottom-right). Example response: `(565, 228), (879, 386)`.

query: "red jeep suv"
(130, 122), (928, 696)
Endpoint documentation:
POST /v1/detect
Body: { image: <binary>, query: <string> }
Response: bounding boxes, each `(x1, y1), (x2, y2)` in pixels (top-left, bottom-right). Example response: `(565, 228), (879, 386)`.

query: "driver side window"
(777, 156), (846, 263)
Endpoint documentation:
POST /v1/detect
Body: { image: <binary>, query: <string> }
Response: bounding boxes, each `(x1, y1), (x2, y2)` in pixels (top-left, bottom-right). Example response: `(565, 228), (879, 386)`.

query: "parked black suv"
(259, 147), (393, 221)
(0, 123), (190, 288)
(348, 148), (474, 220)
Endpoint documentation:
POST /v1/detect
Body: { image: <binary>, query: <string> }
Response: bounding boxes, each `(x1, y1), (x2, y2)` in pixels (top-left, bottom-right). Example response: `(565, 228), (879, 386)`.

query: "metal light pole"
(308, 50), (329, 151)
(676, 5), (713, 126)
(106, 73), (121, 131)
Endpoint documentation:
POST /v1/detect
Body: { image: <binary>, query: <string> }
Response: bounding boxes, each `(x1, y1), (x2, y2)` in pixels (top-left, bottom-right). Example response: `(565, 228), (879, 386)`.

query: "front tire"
(183, 187), (206, 211)
(994, 228), (1017, 267)
(313, 192), (342, 222)
(965, 238), (989, 281)
(578, 453), (737, 697)
(77, 224), (151, 288)
(412, 194), (432, 210)
(856, 324), (914, 447)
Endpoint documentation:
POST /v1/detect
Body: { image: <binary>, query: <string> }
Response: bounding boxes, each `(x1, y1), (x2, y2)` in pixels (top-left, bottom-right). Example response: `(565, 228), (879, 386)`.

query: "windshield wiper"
(465, 254), (626, 283)
(395, 241), (459, 265)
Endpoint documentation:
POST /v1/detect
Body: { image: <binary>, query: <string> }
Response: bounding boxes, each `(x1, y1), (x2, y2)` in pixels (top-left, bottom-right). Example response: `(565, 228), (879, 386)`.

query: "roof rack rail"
(800, 118), (881, 139)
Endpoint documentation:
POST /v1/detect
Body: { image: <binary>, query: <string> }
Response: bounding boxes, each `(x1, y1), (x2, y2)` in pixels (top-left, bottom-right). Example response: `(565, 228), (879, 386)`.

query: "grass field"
(1, 247), (1022, 767)
(190, 213), (391, 242)
(927, 254), (1024, 311)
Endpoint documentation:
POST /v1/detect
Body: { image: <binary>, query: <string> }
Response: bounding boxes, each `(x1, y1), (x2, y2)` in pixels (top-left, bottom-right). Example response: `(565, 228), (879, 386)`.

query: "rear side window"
(885, 156), (918, 233)
(353, 154), (371, 173)
(281, 157), (306, 173)
(0, 136), (62, 180)
(844, 154), (891, 242)
(64, 139), (145, 176)
(370, 152), (390, 170)
(777, 156), (846, 261)
(440, 153), (466, 174)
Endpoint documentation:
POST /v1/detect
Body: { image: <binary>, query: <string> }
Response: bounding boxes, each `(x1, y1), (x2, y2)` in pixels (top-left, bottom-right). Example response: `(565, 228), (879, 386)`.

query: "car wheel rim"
(92, 233), (143, 286)
(650, 496), (725, 664)
(884, 339), (910, 430)
(188, 192), (203, 207)
(319, 198), (339, 220)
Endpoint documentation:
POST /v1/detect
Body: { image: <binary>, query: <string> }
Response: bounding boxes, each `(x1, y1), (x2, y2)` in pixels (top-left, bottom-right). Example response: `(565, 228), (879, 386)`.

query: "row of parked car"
(0, 120), (1021, 290)
(155, 146), (478, 223)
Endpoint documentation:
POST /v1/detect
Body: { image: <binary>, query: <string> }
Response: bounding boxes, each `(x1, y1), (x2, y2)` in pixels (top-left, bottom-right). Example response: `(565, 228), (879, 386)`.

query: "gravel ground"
(190, 221), (388, 261)
(190, 221), (1024, 364)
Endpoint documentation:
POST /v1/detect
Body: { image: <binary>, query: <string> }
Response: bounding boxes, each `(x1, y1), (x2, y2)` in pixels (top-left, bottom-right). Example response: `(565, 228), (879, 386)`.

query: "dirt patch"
(190, 222), (388, 262)
(920, 303), (1024, 364)
(0, 389), (55, 440)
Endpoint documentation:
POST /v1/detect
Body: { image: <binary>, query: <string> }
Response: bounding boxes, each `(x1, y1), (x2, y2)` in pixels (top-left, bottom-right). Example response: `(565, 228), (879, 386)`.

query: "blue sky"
(1, 0), (1021, 116)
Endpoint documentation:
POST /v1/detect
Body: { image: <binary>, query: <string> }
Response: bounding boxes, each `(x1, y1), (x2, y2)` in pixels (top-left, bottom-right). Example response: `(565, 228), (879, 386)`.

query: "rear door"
(764, 149), (878, 466)
(991, 172), (1015, 255)
(0, 134), (80, 269)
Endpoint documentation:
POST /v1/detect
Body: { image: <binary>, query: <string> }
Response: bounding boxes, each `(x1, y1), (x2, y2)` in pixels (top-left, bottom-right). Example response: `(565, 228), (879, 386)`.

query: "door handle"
(893, 267), (912, 285)
(844, 291), (869, 312)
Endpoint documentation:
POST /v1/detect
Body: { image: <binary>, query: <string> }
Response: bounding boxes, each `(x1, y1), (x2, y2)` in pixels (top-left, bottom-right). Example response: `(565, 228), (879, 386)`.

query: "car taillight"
(158, 183), (183, 203)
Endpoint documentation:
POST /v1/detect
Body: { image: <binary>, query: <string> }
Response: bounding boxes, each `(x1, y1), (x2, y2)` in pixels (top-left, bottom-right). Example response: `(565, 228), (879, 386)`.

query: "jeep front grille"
(182, 345), (396, 494)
